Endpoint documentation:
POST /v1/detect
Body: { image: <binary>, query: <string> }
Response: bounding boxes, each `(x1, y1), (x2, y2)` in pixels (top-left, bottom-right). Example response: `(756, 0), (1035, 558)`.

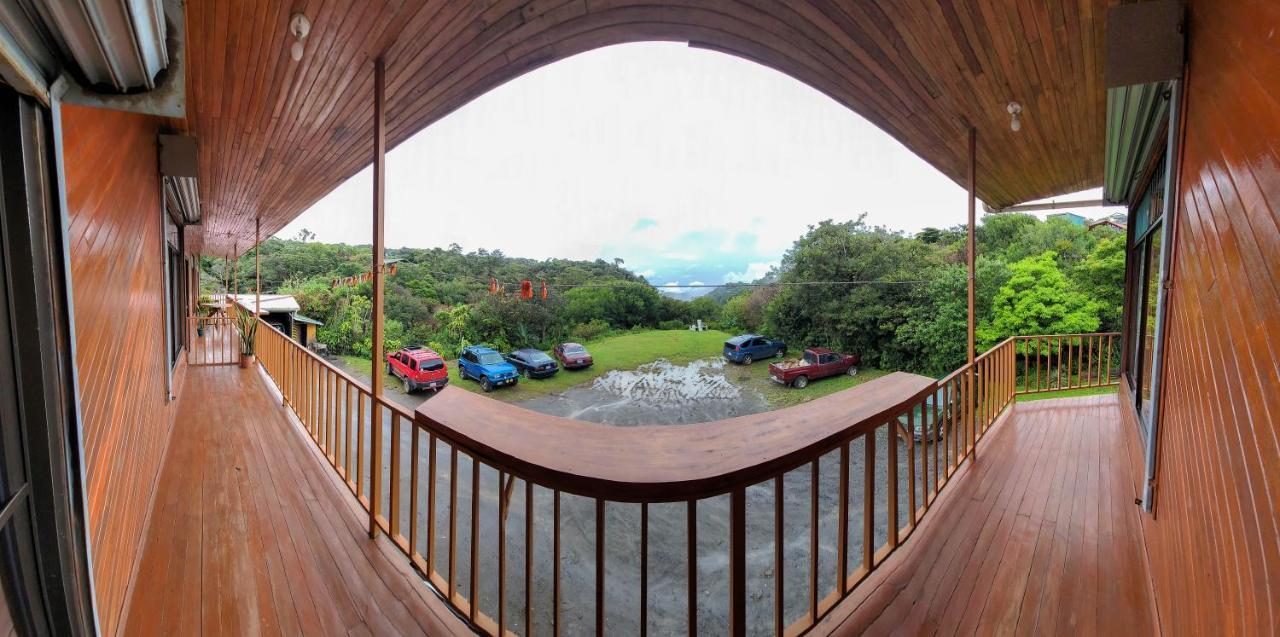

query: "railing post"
(368, 54), (387, 539)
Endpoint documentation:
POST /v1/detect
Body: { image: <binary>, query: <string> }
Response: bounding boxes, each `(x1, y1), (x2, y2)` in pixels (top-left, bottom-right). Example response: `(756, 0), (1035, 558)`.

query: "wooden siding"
(1143, 0), (1280, 633)
(176, 0), (1118, 257)
(60, 103), (181, 636)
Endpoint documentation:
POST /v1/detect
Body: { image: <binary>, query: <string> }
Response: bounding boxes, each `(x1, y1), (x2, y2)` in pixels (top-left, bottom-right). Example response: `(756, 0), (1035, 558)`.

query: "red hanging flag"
(489, 278), (498, 295)
(540, 280), (548, 300)
(521, 280), (533, 300)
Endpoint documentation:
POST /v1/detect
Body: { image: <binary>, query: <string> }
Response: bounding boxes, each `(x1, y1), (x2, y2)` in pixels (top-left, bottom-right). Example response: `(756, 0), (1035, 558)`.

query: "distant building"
(1047, 211), (1087, 226)
(215, 293), (324, 347)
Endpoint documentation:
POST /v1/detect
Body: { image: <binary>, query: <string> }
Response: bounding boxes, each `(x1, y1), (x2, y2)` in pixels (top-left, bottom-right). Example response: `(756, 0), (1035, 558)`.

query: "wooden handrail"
(243, 326), (1119, 636)
(414, 372), (936, 502)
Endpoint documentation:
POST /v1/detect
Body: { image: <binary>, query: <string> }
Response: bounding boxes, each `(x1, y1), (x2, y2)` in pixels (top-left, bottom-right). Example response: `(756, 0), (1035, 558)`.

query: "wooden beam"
(368, 55), (387, 539)
(255, 217), (261, 317)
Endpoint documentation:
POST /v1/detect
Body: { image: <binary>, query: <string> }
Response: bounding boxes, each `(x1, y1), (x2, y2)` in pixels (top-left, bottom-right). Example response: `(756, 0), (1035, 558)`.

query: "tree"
(977, 213), (1038, 255)
(982, 251), (1101, 348)
(895, 257), (1012, 376)
(765, 217), (939, 368)
(1074, 235), (1126, 332)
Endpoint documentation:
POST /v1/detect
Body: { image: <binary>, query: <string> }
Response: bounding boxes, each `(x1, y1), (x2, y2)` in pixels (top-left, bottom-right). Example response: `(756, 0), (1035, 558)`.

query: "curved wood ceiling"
(178, 0), (1115, 257)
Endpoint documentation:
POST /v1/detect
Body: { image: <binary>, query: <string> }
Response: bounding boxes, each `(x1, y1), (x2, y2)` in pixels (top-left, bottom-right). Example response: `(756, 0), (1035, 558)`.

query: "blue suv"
(458, 345), (519, 392)
(723, 334), (787, 365)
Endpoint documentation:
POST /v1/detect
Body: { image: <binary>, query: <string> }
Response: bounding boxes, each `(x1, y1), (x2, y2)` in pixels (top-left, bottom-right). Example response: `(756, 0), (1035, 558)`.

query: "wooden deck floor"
(120, 365), (470, 636)
(817, 393), (1158, 635)
(120, 365), (1154, 636)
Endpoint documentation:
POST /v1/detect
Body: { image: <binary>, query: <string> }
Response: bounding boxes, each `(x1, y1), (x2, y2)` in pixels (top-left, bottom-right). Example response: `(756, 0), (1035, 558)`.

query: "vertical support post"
(232, 242), (238, 305)
(369, 55), (387, 538)
(966, 127), (977, 459)
(255, 217), (261, 318)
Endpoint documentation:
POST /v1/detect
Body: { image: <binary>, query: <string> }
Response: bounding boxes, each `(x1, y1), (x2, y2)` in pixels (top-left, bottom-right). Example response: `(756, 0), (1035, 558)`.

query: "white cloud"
(723, 262), (774, 283)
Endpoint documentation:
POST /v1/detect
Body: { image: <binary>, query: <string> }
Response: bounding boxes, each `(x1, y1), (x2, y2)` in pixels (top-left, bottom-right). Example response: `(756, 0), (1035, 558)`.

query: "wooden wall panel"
(59, 103), (183, 636)
(1145, 0), (1280, 633)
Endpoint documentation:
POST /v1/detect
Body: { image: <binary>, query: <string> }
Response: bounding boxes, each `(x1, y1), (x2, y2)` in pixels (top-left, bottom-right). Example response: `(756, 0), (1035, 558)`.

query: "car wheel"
(403, 378), (412, 393)
(385, 363), (393, 374)
(481, 378), (493, 393)
(522, 368), (530, 379)
(847, 366), (859, 376)
(793, 375), (808, 389)
(743, 355), (753, 366)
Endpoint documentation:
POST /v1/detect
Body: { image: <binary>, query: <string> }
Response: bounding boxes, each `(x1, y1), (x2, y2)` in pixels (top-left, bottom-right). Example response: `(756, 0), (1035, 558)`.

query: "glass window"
(478, 352), (504, 365)
(1127, 149), (1168, 436)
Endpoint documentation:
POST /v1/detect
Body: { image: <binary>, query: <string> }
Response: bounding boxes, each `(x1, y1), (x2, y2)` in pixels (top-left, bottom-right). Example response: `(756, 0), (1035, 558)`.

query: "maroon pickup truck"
(768, 347), (859, 388)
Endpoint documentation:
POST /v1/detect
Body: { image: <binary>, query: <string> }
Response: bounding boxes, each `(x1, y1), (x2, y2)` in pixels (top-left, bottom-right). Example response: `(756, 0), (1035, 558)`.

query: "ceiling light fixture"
(289, 13), (311, 62)
(1007, 101), (1023, 132)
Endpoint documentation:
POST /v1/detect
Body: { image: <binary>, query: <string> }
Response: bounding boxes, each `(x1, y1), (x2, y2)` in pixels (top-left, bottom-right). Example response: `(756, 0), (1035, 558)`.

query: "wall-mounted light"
(1007, 101), (1023, 132)
(289, 13), (311, 61)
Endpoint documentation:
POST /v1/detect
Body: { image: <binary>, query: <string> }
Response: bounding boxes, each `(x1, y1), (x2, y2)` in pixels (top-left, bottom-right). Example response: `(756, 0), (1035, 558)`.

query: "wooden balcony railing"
(185, 315), (240, 366)
(246, 325), (1118, 635)
(1012, 333), (1122, 395)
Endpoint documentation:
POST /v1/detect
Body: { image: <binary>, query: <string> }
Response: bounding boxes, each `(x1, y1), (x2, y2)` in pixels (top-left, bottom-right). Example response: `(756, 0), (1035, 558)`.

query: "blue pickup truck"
(457, 345), (520, 392)
(722, 334), (787, 365)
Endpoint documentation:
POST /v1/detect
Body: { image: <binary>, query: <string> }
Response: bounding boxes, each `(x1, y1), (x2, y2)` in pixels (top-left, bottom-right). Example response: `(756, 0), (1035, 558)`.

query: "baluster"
(1106, 334), (1114, 385)
(554, 490), (561, 637)
(774, 476), (784, 637)
(688, 498), (698, 637)
(526, 480), (534, 637)
(730, 487), (746, 636)
(640, 501), (647, 637)
(500, 472), (508, 635)
(595, 498), (604, 636)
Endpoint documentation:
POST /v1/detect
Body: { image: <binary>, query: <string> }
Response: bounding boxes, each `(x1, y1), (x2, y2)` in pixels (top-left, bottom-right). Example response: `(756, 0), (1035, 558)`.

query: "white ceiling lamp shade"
(1007, 101), (1023, 132)
(289, 13), (310, 62)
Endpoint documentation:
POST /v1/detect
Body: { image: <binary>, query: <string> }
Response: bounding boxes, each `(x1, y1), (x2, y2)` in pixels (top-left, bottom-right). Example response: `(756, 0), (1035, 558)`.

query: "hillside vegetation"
(206, 213), (1123, 380)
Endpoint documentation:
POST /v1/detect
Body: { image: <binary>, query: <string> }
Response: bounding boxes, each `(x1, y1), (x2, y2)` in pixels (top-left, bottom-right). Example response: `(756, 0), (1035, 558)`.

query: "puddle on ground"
(517, 357), (769, 426)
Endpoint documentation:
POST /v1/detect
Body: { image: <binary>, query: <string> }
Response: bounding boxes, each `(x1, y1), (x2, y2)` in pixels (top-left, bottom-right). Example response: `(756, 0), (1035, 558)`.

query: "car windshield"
(564, 345), (586, 354)
(421, 360), (444, 371)
(478, 353), (505, 365)
(528, 352), (553, 363)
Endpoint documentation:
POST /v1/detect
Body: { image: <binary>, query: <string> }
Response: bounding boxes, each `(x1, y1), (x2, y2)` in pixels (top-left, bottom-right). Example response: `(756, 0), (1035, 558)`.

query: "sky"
(279, 42), (1113, 292)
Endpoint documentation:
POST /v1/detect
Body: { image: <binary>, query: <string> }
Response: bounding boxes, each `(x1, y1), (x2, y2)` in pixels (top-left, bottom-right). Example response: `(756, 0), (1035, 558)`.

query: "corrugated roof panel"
(1104, 82), (1170, 205)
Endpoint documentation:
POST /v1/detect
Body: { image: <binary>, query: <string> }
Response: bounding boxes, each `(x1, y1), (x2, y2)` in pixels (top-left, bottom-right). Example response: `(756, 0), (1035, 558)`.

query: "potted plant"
(236, 310), (258, 368)
(196, 294), (214, 336)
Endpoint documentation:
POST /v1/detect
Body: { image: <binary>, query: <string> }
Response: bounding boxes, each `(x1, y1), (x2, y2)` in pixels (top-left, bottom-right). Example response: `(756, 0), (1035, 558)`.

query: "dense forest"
(204, 213), (1124, 377)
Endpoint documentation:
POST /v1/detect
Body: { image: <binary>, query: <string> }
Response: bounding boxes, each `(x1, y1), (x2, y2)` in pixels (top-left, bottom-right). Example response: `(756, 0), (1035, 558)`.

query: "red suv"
(386, 346), (448, 393)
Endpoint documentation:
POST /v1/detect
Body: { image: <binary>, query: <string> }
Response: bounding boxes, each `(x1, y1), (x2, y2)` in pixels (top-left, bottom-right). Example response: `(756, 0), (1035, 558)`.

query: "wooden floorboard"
(816, 393), (1157, 636)
(121, 365), (470, 636)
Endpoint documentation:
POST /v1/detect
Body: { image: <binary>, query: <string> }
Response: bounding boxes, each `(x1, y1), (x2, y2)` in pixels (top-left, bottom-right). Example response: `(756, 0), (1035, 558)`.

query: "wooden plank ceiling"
(176, 0), (1116, 257)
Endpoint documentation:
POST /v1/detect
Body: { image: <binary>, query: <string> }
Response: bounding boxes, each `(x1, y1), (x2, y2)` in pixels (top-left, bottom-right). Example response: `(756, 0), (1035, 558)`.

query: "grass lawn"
(343, 329), (738, 401)
(1016, 384), (1118, 402)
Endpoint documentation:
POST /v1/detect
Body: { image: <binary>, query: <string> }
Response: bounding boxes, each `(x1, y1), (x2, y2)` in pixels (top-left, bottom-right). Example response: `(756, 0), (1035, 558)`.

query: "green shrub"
(658, 319), (686, 330)
(570, 319), (611, 342)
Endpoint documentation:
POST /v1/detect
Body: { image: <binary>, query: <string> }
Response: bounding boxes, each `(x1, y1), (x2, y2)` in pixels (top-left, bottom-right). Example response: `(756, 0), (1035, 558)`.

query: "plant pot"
(239, 354), (256, 369)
